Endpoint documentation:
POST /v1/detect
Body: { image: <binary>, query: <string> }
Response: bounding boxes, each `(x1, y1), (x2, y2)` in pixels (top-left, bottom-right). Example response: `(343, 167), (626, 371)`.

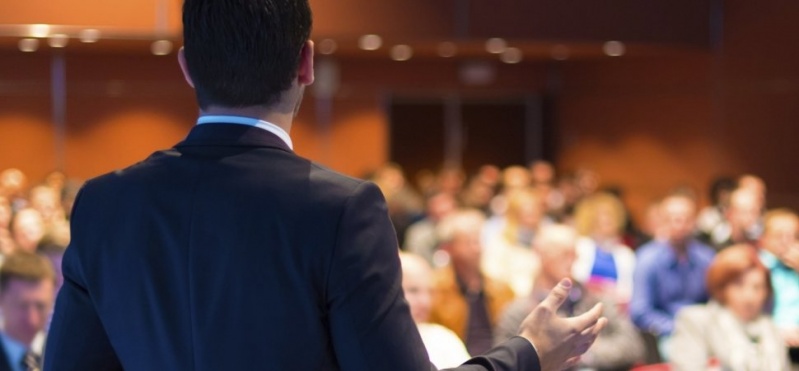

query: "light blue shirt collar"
(0, 333), (27, 371)
(196, 115), (293, 150)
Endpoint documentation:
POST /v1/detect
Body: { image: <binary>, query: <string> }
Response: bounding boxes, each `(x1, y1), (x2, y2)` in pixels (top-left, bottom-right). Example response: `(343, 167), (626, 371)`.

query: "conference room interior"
(1, 1), (799, 370)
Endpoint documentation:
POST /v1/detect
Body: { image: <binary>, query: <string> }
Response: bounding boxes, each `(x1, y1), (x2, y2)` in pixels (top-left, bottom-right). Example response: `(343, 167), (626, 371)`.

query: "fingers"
(568, 302), (603, 331)
(562, 356), (581, 370)
(580, 317), (608, 337)
(538, 278), (572, 313)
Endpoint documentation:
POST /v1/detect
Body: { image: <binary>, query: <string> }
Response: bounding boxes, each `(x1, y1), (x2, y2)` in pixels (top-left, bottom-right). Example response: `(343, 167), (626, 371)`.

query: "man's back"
(45, 124), (430, 370)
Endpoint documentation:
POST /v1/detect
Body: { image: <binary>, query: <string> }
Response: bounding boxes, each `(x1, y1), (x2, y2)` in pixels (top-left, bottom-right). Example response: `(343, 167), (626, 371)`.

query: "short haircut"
(182, 0), (313, 109)
(0, 252), (55, 293)
(437, 209), (486, 244)
(706, 244), (772, 303)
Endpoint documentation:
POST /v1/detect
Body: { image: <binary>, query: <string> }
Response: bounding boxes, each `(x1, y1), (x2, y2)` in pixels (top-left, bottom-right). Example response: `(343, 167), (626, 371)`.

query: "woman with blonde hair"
(482, 188), (545, 297)
(571, 192), (636, 306)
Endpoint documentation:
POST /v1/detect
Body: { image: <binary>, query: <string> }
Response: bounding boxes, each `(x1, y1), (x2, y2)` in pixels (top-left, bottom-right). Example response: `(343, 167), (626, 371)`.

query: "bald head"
(728, 188), (762, 232)
(533, 224), (578, 282)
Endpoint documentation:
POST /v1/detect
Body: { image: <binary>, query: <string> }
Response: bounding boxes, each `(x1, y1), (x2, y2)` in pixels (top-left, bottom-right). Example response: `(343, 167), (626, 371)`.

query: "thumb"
(539, 278), (572, 313)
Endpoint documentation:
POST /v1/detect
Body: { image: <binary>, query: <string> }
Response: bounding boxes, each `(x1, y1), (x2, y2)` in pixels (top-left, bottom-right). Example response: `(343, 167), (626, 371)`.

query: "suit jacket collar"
(175, 123), (293, 154)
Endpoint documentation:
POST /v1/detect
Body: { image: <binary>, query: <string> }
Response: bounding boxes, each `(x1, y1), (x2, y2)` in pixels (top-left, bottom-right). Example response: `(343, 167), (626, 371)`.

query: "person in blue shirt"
(630, 193), (715, 360)
(759, 209), (799, 351)
(0, 252), (56, 371)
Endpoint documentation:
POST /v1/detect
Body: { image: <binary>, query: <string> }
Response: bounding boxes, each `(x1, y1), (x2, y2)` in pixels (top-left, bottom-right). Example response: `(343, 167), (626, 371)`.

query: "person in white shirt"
(399, 252), (470, 369)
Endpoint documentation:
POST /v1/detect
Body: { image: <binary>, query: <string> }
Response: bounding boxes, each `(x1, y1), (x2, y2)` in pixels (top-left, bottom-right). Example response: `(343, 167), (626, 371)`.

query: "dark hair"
(708, 176), (737, 205)
(0, 252), (55, 293)
(182, 0), (313, 109)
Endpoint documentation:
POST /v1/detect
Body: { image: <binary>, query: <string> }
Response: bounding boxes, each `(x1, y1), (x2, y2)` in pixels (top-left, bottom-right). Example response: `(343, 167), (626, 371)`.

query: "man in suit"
(0, 252), (56, 371)
(43, 1), (605, 370)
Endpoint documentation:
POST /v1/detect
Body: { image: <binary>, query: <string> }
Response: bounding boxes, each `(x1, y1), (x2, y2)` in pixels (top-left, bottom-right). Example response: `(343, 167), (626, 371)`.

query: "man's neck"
(453, 263), (483, 293)
(200, 106), (293, 134)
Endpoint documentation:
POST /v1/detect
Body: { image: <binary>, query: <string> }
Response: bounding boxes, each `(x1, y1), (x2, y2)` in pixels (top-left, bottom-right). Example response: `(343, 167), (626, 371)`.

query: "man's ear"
(297, 40), (315, 86)
(177, 47), (195, 88)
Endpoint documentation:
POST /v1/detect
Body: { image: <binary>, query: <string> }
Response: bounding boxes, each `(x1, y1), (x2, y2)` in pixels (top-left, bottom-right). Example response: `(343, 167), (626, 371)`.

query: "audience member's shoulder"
(635, 240), (666, 260)
(675, 303), (712, 324)
(689, 239), (716, 260)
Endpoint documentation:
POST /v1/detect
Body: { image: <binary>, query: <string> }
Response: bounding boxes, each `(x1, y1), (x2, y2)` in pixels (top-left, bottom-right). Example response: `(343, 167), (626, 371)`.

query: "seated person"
(399, 252), (470, 369)
(0, 252), (56, 371)
(670, 245), (789, 371)
(571, 192), (636, 307)
(429, 209), (515, 356)
(403, 192), (457, 266)
(630, 194), (715, 358)
(494, 224), (644, 370)
(758, 209), (799, 356)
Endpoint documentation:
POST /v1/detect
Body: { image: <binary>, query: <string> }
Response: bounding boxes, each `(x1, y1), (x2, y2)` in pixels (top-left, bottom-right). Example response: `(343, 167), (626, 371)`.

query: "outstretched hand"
(518, 279), (607, 371)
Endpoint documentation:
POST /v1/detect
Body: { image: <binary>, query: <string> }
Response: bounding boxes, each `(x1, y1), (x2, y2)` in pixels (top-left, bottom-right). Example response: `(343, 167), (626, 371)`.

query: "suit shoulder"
(309, 162), (369, 194)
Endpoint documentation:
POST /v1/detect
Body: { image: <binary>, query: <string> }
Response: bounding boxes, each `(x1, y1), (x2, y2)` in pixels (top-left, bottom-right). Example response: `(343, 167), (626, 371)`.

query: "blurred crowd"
(0, 162), (797, 370)
(376, 161), (799, 371)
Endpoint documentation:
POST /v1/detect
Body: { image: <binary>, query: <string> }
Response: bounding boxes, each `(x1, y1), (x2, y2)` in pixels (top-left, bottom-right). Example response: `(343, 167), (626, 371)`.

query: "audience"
(758, 209), (799, 351)
(630, 193), (715, 359)
(429, 209), (515, 356)
(705, 187), (764, 251)
(571, 192), (637, 307)
(696, 176), (737, 240)
(10, 209), (45, 254)
(399, 252), (470, 369)
(0, 252), (56, 371)
(494, 224), (644, 370)
(404, 192), (458, 266)
(670, 245), (789, 370)
(482, 188), (546, 297)
(0, 162), (794, 369)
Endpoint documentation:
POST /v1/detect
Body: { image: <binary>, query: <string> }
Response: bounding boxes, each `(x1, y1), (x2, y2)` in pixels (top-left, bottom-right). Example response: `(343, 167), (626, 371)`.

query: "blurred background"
(0, 0), (797, 233)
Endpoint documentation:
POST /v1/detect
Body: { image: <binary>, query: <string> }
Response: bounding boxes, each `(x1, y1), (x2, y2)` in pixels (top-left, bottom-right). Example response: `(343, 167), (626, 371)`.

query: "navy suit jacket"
(44, 123), (540, 371)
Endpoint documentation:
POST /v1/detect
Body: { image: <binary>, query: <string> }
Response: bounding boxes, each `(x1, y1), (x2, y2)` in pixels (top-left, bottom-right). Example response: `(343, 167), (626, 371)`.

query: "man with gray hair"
(495, 224), (644, 370)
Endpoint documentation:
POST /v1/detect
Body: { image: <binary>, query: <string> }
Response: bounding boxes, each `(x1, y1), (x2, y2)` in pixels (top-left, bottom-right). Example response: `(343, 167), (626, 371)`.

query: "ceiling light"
(151, 40), (173, 56)
(18, 38), (39, 53)
(29, 24), (50, 38)
(437, 42), (457, 58)
(48, 34), (69, 48)
(79, 29), (101, 43)
(318, 39), (337, 55)
(358, 34), (382, 51)
(500, 47), (523, 64)
(603, 41), (625, 57)
(485, 38), (507, 54)
(390, 45), (413, 61)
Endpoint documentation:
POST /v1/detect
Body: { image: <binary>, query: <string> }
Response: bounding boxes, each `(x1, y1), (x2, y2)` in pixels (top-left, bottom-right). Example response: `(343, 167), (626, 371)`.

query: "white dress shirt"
(196, 115), (293, 150)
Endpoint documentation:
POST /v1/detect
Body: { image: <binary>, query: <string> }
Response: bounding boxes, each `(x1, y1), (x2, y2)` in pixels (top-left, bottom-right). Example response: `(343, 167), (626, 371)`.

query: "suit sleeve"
(43, 185), (123, 371)
(325, 182), (540, 371)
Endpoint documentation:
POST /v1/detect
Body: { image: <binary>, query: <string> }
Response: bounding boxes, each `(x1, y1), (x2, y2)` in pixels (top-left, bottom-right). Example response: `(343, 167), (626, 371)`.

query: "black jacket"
(44, 123), (539, 371)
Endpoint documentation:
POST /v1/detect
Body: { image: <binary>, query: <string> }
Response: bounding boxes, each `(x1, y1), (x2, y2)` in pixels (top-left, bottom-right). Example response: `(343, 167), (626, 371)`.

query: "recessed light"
(551, 45), (570, 61)
(151, 40), (173, 56)
(18, 38), (39, 53)
(318, 39), (337, 55)
(390, 45), (413, 61)
(485, 38), (507, 54)
(500, 47), (523, 64)
(29, 24), (50, 38)
(79, 29), (101, 43)
(48, 34), (69, 48)
(358, 34), (382, 51)
(603, 41), (625, 57)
